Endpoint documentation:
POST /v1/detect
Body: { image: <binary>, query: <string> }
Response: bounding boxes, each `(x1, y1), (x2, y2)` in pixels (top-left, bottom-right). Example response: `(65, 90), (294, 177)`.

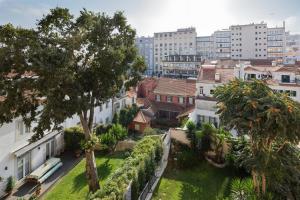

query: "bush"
(99, 124), (127, 151)
(64, 126), (85, 151)
(95, 124), (112, 136)
(5, 176), (15, 193)
(89, 135), (163, 200)
(177, 149), (198, 169)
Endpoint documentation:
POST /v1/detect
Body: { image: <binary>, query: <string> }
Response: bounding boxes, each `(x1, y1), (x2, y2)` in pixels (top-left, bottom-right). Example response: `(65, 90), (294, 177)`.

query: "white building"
(190, 60), (300, 126)
(214, 30), (231, 59)
(284, 33), (300, 64)
(231, 23), (268, 60)
(267, 26), (286, 61)
(154, 28), (197, 75)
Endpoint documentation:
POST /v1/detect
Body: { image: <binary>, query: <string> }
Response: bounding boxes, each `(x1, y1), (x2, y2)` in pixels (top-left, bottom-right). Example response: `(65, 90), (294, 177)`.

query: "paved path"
(7, 152), (82, 200)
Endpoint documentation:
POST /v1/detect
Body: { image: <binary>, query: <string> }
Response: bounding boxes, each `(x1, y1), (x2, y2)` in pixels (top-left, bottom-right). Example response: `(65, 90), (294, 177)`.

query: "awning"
(13, 131), (62, 157)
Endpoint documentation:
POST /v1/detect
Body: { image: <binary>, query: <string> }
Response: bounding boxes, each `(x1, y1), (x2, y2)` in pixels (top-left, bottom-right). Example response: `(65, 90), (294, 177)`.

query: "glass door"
(17, 153), (30, 180)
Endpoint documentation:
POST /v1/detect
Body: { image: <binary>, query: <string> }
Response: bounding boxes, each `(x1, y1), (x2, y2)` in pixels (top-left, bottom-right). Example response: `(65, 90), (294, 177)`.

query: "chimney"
(215, 73), (220, 82)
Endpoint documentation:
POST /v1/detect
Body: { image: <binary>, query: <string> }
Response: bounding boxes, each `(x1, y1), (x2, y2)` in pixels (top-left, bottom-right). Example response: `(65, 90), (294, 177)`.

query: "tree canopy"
(0, 7), (145, 192)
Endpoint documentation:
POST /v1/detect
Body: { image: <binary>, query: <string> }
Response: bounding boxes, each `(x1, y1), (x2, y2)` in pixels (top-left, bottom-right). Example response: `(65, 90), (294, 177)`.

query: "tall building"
(196, 36), (214, 59)
(154, 28), (197, 75)
(135, 37), (154, 76)
(230, 23), (268, 60)
(267, 25), (286, 61)
(285, 33), (300, 64)
(213, 29), (231, 59)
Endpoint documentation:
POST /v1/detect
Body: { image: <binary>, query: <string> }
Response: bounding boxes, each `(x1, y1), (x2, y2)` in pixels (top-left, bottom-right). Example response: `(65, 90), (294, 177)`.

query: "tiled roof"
(153, 78), (196, 96)
(133, 110), (152, 123)
(198, 66), (235, 83)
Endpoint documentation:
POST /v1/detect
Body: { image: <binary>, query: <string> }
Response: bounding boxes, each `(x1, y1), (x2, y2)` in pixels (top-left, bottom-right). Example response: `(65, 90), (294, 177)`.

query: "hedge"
(89, 135), (163, 200)
(64, 126), (85, 151)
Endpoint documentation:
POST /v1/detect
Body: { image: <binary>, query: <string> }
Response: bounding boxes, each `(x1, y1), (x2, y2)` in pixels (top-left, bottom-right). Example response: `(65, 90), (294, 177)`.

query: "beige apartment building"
(154, 28), (197, 74)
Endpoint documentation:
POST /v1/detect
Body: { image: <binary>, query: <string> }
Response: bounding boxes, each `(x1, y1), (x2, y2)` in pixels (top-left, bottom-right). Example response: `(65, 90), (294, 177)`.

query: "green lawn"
(43, 152), (126, 200)
(153, 162), (237, 200)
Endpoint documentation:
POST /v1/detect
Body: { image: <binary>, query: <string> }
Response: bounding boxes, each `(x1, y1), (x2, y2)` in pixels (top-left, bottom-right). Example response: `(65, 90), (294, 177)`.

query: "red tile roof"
(132, 110), (151, 123)
(153, 78), (196, 96)
(198, 66), (235, 83)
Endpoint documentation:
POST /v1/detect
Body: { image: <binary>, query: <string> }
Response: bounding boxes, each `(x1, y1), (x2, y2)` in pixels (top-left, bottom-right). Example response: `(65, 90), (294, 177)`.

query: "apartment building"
(214, 30), (231, 59)
(284, 33), (300, 64)
(196, 36), (215, 59)
(135, 37), (154, 76)
(190, 60), (300, 127)
(267, 26), (286, 61)
(231, 23), (268, 60)
(154, 28), (197, 75)
(162, 54), (201, 78)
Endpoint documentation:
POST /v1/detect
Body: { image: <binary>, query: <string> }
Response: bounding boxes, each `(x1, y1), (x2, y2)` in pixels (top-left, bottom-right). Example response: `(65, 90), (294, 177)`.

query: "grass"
(152, 161), (237, 200)
(43, 152), (126, 200)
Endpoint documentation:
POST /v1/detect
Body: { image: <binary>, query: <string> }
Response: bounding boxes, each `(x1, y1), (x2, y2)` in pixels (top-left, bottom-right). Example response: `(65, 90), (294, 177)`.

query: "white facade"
(191, 62), (300, 126)
(267, 26), (286, 61)
(231, 23), (268, 60)
(214, 30), (231, 59)
(284, 33), (300, 64)
(154, 28), (197, 74)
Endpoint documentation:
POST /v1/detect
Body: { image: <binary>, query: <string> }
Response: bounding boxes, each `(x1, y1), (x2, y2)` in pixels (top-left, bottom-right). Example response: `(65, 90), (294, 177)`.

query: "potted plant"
(5, 176), (15, 194)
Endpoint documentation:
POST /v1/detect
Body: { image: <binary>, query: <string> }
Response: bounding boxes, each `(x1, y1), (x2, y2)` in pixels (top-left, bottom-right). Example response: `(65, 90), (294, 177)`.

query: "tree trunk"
(252, 170), (260, 195)
(85, 150), (100, 192)
(79, 113), (100, 192)
(262, 173), (266, 194)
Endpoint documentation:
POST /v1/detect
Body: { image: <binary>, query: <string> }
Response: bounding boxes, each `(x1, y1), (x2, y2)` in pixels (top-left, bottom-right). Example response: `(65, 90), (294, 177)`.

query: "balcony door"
(46, 139), (55, 160)
(17, 153), (30, 180)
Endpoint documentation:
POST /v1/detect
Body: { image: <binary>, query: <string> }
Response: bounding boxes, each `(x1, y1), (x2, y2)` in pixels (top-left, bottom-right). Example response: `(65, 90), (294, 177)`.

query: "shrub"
(64, 126), (85, 151)
(177, 149), (198, 169)
(89, 135), (163, 200)
(5, 176), (15, 193)
(143, 127), (156, 135)
(99, 123), (128, 151)
(95, 124), (112, 136)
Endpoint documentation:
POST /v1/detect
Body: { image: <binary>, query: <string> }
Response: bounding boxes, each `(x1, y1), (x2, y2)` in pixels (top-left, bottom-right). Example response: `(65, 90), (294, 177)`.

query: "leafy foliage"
(99, 123), (127, 151)
(5, 176), (15, 193)
(118, 104), (139, 128)
(0, 8), (145, 191)
(64, 126), (85, 151)
(214, 79), (300, 196)
(186, 120), (197, 150)
(89, 136), (163, 200)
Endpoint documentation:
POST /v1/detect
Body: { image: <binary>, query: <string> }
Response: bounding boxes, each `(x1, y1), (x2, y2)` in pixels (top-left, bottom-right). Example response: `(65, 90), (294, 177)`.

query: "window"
(17, 153), (30, 180)
(199, 86), (203, 95)
(105, 117), (109, 124)
(155, 95), (161, 102)
(210, 90), (215, 95)
(167, 96), (173, 103)
(281, 75), (290, 83)
(135, 124), (140, 131)
(291, 91), (297, 97)
(247, 74), (256, 80)
(106, 101), (109, 108)
(179, 96), (184, 104)
(189, 97), (193, 104)
(99, 104), (103, 112)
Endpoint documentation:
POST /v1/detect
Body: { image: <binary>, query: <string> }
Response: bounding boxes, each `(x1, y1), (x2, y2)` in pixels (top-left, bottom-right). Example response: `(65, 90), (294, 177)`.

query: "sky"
(0, 0), (299, 36)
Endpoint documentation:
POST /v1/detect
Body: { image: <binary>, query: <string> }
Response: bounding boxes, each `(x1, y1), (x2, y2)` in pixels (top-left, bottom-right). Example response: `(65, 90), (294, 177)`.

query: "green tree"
(186, 120), (197, 150)
(100, 123), (127, 151)
(0, 8), (145, 192)
(112, 112), (119, 124)
(214, 79), (300, 195)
